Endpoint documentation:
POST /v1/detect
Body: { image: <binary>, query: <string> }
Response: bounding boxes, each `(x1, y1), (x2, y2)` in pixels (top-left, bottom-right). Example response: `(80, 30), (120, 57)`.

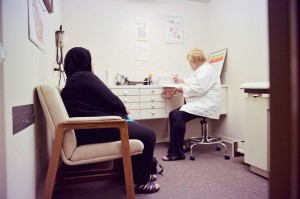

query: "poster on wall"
(28, 0), (45, 52)
(136, 22), (148, 41)
(208, 48), (228, 77)
(164, 16), (183, 44)
(136, 41), (149, 61)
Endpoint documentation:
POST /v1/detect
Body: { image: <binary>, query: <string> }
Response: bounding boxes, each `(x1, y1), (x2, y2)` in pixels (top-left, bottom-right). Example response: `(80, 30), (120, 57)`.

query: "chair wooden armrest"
(45, 118), (134, 199)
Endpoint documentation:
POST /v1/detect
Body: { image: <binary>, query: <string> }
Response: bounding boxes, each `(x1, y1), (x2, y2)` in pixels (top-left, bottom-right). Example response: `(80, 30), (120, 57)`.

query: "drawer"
(140, 88), (164, 95)
(140, 109), (166, 119)
(111, 88), (139, 96)
(118, 96), (139, 103)
(140, 102), (166, 109)
(140, 95), (165, 102)
(128, 110), (140, 120)
(124, 102), (140, 110)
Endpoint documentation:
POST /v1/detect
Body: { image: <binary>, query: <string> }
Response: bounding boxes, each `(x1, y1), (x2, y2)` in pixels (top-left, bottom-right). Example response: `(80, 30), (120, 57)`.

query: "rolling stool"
(186, 117), (230, 160)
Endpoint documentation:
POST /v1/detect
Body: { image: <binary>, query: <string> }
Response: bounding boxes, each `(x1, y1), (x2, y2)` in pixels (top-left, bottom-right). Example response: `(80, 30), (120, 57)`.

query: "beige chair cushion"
(65, 140), (143, 165)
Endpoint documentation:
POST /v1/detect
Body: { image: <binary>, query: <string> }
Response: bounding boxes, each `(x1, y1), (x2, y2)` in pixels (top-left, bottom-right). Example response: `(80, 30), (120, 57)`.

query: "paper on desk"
(162, 84), (183, 88)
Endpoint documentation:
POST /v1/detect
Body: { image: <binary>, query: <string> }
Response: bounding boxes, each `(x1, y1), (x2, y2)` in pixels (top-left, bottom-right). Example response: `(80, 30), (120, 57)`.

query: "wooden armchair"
(37, 84), (144, 199)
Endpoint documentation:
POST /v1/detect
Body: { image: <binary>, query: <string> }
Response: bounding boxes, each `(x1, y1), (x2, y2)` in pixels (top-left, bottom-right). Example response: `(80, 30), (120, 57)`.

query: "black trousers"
(75, 121), (156, 185)
(168, 107), (201, 157)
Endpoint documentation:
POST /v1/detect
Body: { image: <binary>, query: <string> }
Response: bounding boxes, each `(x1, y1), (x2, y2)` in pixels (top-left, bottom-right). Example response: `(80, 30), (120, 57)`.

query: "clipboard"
(208, 48), (228, 77)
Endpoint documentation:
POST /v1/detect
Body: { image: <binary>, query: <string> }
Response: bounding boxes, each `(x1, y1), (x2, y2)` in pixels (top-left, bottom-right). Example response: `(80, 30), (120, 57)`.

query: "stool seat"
(186, 117), (230, 160)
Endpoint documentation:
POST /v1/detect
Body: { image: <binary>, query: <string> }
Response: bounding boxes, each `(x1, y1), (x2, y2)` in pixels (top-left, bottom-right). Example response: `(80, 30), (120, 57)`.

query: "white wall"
(62, 0), (210, 83)
(208, 0), (269, 141)
(2, 0), (62, 198)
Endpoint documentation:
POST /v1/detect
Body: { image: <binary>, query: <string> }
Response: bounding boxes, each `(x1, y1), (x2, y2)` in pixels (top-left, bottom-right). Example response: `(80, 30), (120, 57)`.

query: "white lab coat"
(180, 62), (221, 119)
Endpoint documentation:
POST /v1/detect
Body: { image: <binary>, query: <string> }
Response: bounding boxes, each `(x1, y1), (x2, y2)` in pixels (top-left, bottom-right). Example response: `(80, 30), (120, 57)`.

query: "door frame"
(269, 0), (299, 198)
(0, 0), (7, 198)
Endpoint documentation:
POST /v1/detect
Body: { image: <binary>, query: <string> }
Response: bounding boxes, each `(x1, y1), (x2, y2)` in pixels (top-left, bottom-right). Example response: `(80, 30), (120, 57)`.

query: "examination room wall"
(61, 0), (210, 81)
(207, 0), (269, 141)
(62, 0), (269, 142)
(1, 0), (62, 198)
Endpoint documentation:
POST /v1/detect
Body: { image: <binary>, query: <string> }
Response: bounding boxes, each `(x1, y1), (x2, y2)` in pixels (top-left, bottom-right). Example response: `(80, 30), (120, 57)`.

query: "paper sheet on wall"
(164, 16), (183, 44)
(208, 48), (228, 77)
(136, 41), (149, 61)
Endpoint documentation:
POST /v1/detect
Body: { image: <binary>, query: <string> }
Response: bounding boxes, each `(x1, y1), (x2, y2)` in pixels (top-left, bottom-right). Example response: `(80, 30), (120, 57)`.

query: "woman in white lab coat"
(162, 48), (221, 161)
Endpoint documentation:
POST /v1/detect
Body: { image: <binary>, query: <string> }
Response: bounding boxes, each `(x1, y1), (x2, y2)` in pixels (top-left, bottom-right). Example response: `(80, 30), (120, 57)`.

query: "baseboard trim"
(211, 133), (241, 143)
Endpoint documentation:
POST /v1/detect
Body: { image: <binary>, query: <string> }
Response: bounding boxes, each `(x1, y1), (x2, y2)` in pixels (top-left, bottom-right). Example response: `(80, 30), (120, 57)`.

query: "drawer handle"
(151, 111), (155, 115)
(123, 91), (128, 95)
(124, 98), (128, 102)
(151, 98), (154, 102)
(151, 90), (154, 93)
(252, 94), (261, 98)
(151, 104), (155, 108)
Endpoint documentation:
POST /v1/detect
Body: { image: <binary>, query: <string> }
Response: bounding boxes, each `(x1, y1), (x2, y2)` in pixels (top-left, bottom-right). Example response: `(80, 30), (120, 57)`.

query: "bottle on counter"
(148, 73), (153, 85)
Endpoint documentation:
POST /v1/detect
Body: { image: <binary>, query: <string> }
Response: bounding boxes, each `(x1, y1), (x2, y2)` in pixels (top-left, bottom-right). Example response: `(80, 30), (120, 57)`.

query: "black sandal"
(135, 181), (160, 194)
(162, 154), (186, 161)
(149, 174), (157, 182)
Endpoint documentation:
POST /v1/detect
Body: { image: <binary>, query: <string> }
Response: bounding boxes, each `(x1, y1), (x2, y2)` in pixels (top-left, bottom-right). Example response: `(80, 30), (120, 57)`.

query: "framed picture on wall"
(28, 0), (45, 52)
(43, 0), (53, 13)
(164, 16), (183, 44)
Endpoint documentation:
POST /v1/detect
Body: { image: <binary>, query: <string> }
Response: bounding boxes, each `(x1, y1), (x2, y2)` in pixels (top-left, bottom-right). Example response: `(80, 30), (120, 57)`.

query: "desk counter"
(110, 84), (227, 120)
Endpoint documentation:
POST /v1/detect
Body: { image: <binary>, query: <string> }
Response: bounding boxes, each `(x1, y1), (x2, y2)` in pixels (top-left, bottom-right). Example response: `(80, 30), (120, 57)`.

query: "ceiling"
(186, 0), (212, 3)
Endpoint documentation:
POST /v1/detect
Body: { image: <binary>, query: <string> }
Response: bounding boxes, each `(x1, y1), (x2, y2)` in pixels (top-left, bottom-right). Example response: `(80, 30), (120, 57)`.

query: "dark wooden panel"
(12, 104), (35, 135)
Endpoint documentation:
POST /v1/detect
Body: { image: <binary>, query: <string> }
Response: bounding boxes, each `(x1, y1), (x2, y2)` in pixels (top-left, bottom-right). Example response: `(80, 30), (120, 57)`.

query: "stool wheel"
(183, 143), (191, 153)
(224, 155), (230, 160)
(190, 156), (195, 160)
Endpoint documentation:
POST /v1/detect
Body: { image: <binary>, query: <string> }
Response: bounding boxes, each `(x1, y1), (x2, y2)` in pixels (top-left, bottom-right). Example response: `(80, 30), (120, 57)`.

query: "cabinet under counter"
(110, 84), (228, 142)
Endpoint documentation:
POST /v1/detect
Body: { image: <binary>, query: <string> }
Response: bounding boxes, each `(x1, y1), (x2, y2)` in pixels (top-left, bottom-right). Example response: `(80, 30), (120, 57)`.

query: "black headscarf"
(64, 47), (92, 78)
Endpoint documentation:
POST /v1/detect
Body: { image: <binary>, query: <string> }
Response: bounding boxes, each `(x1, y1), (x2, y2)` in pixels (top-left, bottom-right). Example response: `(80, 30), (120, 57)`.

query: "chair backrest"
(37, 84), (77, 159)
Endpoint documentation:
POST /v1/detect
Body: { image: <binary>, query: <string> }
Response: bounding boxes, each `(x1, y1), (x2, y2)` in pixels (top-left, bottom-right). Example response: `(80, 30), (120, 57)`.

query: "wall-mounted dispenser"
(55, 25), (64, 50)
(54, 25), (65, 86)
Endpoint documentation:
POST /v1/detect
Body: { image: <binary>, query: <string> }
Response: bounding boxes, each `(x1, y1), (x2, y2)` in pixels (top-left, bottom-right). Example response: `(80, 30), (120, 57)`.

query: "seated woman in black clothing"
(61, 47), (160, 193)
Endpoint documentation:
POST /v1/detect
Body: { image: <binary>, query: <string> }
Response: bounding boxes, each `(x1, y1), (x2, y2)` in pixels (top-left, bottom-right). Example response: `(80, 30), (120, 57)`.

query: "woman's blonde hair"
(187, 48), (207, 64)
